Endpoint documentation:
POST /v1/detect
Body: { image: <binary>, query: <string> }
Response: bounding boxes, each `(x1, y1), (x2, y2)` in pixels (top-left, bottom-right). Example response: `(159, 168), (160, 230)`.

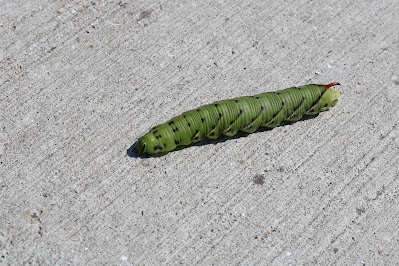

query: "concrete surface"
(1, 0), (398, 264)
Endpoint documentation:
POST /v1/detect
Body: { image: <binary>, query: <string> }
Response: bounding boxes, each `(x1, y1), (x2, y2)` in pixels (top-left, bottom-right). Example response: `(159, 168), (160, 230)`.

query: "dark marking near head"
(201, 118), (205, 123)
(153, 130), (158, 134)
(255, 96), (260, 99)
(154, 145), (161, 151)
(296, 87), (302, 90)
(175, 140), (179, 145)
(197, 109), (201, 112)
(234, 99), (239, 103)
(214, 104), (219, 107)
(219, 113), (222, 118)
(324, 103), (328, 107)
(188, 123), (191, 127)
(168, 121), (174, 125)
(211, 125), (216, 130)
(281, 101), (285, 106)
(276, 92), (281, 95)
(173, 128), (178, 132)
(239, 109), (243, 114)
(261, 106), (265, 110)
(156, 135), (161, 139)
(183, 115), (186, 118)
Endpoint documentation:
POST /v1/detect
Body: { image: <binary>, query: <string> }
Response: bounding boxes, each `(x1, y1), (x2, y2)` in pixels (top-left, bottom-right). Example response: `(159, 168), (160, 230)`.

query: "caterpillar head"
(134, 138), (147, 155)
(135, 133), (165, 155)
(135, 133), (159, 155)
(320, 82), (341, 111)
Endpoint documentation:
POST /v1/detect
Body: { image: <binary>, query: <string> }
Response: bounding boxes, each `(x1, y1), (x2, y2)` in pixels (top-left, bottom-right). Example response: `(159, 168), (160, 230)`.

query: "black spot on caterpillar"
(130, 83), (340, 156)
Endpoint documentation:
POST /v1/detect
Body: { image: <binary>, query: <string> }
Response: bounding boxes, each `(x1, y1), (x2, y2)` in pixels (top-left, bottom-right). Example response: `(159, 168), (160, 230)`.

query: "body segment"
(134, 83), (340, 155)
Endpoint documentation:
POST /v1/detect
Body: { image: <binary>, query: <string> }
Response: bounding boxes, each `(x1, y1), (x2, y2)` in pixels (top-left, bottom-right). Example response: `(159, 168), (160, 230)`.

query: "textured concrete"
(1, 0), (399, 264)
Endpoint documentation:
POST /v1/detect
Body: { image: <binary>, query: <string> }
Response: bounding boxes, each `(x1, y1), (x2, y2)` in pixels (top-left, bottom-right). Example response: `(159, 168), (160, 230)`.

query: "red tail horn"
(325, 82), (340, 89)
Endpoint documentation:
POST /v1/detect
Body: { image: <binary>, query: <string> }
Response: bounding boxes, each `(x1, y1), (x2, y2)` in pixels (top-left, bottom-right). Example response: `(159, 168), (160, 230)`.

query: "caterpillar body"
(133, 83), (340, 155)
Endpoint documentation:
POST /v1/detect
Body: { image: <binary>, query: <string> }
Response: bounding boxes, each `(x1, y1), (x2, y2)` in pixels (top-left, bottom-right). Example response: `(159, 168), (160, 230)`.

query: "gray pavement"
(1, 0), (399, 264)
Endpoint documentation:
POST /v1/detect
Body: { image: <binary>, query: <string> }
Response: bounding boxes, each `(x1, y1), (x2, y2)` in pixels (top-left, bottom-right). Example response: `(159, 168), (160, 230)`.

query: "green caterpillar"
(133, 83), (340, 155)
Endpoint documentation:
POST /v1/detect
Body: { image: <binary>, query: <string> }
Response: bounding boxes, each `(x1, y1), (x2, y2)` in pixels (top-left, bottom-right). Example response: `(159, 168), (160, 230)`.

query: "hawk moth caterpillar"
(132, 83), (340, 155)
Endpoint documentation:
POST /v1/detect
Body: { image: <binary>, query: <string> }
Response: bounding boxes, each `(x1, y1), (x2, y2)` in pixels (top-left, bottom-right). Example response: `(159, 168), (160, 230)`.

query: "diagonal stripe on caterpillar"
(132, 83), (340, 155)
